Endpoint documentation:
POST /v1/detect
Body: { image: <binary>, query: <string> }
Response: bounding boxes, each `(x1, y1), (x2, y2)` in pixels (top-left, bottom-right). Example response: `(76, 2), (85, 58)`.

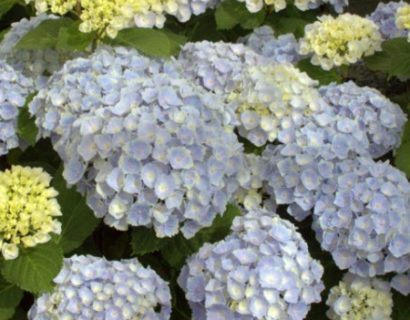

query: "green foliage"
(52, 168), (100, 254)
(0, 278), (23, 320)
(392, 290), (410, 320)
(16, 17), (73, 50)
(297, 58), (342, 85)
(107, 28), (187, 57)
(1, 242), (63, 294)
(56, 21), (96, 51)
(0, 0), (19, 19)
(17, 93), (38, 147)
(265, 5), (318, 38)
(131, 227), (167, 256)
(215, 0), (266, 30)
(161, 204), (242, 269)
(395, 121), (410, 178)
(364, 38), (410, 80)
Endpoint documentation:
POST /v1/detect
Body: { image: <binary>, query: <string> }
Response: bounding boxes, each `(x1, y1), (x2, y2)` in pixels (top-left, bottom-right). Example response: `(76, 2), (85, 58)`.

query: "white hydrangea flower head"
(30, 46), (244, 239)
(326, 273), (393, 320)
(0, 166), (62, 260)
(368, 1), (408, 39)
(396, 3), (410, 41)
(299, 14), (382, 70)
(239, 26), (301, 64)
(0, 60), (33, 155)
(28, 255), (172, 319)
(0, 14), (81, 88)
(178, 207), (324, 320)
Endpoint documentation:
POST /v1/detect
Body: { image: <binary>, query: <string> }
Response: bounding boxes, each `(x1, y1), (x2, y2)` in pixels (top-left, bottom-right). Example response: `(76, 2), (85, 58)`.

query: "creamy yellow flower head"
(396, 3), (410, 42)
(299, 14), (382, 70)
(0, 166), (62, 260)
(326, 273), (393, 320)
(25, 0), (178, 38)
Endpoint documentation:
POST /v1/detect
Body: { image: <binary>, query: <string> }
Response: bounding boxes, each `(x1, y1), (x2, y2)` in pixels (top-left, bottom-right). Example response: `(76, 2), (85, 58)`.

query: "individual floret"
(313, 157), (410, 277)
(28, 255), (172, 319)
(178, 207), (324, 320)
(0, 166), (62, 260)
(0, 61), (33, 155)
(299, 14), (382, 70)
(239, 26), (301, 64)
(30, 46), (243, 238)
(368, 1), (408, 39)
(0, 14), (81, 88)
(391, 272), (410, 296)
(396, 3), (410, 42)
(326, 273), (393, 320)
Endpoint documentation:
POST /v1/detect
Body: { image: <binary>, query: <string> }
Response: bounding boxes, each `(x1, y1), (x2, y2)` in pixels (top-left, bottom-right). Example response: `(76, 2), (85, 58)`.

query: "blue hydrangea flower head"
(28, 255), (172, 319)
(326, 273), (393, 320)
(0, 60), (33, 156)
(368, 1), (408, 39)
(320, 81), (406, 158)
(313, 157), (410, 277)
(30, 46), (242, 238)
(239, 26), (301, 64)
(0, 14), (83, 88)
(178, 207), (324, 319)
(178, 41), (322, 146)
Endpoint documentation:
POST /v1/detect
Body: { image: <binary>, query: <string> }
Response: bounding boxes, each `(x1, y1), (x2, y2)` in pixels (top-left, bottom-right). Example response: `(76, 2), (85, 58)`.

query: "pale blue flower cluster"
(28, 255), (171, 320)
(312, 157), (410, 278)
(0, 14), (81, 88)
(239, 26), (301, 64)
(177, 41), (266, 95)
(262, 82), (406, 220)
(178, 41), (321, 146)
(178, 207), (324, 320)
(320, 81), (406, 159)
(0, 61), (33, 156)
(30, 46), (243, 238)
(369, 1), (408, 39)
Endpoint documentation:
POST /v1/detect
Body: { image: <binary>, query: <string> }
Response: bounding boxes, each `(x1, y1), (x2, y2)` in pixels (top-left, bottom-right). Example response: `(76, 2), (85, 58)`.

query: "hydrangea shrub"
(0, 0), (410, 319)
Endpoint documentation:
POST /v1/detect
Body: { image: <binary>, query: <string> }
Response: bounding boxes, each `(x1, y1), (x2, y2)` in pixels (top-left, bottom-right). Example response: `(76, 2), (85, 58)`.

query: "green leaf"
(0, 278), (23, 309)
(1, 242), (63, 294)
(0, 0), (18, 19)
(395, 121), (410, 177)
(16, 18), (73, 50)
(107, 28), (186, 57)
(56, 21), (96, 51)
(297, 58), (342, 85)
(130, 227), (167, 256)
(265, 5), (318, 38)
(0, 308), (15, 320)
(0, 277), (23, 319)
(215, 0), (266, 30)
(392, 290), (410, 320)
(364, 38), (410, 80)
(17, 93), (38, 147)
(52, 168), (100, 254)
